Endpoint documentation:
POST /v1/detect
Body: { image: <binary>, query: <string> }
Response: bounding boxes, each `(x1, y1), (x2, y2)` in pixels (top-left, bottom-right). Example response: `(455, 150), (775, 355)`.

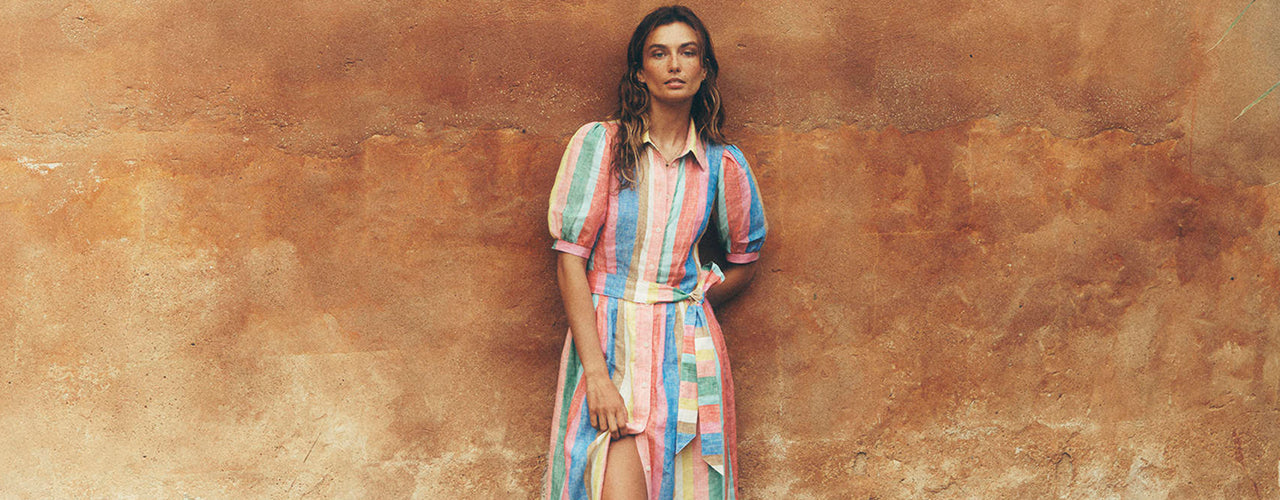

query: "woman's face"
(636, 22), (707, 105)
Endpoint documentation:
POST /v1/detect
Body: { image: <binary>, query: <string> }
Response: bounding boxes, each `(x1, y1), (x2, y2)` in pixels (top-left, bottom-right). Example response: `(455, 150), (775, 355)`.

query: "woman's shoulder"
(569, 120), (621, 139)
(709, 140), (748, 168)
(560, 121), (617, 172)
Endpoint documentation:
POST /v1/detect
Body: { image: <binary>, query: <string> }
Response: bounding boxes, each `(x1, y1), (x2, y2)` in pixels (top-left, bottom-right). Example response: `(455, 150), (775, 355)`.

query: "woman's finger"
(590, 410), (599, 430)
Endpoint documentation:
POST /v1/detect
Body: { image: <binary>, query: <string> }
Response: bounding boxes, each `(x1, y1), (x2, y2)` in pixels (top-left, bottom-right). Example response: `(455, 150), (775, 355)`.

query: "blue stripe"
(700, 433), (723, 454)
(614, 180), (639, 280)
(605, 297), (618, 377)
(726, 145), (767, 255)
(565, 399), (593, 498)
(660, 303), (680, 499)
(604, 272), (627, 299)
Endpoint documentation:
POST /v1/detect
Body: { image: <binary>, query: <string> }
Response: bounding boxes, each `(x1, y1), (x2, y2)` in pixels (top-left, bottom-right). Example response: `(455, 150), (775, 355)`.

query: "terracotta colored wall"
(1, 1), (1277, 497)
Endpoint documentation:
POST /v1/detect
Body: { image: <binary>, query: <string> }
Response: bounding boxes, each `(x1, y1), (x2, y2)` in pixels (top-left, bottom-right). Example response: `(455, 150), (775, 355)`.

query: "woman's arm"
(706, 260), (757, 308)
(556, 252), (629, 439)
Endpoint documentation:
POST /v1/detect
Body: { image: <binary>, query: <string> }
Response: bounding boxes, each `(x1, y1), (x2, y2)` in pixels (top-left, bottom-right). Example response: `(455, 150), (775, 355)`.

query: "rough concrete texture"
(0, 0), (1277, 498)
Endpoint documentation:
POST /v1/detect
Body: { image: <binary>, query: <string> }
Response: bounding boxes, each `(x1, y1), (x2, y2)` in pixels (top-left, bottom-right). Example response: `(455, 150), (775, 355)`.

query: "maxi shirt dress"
(543, 120), (768, 500)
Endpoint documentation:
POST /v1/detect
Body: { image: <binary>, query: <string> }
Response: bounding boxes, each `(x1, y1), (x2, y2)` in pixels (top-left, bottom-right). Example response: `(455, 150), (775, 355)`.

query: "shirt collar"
(641, 118), (709, 170)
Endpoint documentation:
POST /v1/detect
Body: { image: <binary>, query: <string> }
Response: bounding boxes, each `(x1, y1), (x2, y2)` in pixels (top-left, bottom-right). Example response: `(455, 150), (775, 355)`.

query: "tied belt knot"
(585, 264), (728, 475)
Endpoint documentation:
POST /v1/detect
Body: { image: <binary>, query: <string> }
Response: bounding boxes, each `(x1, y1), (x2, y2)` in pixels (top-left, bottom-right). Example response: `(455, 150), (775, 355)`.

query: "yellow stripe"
(682, 443), (696, 499)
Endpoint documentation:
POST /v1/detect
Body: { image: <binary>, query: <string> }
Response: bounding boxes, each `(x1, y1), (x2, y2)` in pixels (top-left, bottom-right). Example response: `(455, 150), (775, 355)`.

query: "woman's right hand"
(583, 370), (629, 439)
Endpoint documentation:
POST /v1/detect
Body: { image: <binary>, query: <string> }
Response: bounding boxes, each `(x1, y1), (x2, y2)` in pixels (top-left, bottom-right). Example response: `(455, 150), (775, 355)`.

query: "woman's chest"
(608, 159), (716, 237)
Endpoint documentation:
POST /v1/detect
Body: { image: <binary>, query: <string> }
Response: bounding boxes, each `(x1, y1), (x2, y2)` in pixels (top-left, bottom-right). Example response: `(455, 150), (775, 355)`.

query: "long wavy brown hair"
(609, 5), (726, 190)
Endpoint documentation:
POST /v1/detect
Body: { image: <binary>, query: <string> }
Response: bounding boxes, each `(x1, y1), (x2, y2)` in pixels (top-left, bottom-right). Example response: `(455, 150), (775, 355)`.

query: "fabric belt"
(585, 263), (728, 475)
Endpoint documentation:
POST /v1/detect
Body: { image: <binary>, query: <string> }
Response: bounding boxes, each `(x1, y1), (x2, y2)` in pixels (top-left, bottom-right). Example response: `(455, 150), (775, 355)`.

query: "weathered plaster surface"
(0, 1), (1277, 498)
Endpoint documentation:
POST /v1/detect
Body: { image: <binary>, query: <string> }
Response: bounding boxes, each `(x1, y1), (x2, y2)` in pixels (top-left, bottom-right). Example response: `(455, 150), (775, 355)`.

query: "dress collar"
(641, 118), (709, 170)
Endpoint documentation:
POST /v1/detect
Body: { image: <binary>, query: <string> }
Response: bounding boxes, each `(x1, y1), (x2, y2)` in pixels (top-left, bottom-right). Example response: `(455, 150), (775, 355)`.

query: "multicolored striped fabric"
(543, 119), (767, 499)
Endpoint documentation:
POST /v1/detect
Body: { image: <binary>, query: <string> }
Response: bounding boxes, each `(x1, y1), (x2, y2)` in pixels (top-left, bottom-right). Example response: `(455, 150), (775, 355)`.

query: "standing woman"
(543, 5), (767, 499)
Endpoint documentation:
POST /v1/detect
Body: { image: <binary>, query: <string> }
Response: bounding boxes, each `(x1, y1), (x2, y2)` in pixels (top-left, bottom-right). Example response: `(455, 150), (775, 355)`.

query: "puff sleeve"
(715, 145), (768, 264)
(548, 122), (611, 259)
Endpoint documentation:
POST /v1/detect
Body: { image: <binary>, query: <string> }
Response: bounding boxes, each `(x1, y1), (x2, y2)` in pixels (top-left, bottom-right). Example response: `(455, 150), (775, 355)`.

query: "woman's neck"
(646, 99), (693, 151)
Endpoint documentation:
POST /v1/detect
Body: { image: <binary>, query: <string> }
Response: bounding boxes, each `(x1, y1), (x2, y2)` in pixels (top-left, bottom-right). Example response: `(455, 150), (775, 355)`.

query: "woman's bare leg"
(601, 435), (647, 500)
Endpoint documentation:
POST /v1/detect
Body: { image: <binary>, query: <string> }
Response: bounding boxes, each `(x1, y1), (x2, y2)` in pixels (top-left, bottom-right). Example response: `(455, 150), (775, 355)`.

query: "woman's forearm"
(556, 253), (609, 378)
(706, 260), (757, 308)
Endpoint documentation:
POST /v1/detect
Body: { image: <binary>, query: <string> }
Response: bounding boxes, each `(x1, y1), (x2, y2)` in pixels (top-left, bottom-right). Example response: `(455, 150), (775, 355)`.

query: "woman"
(543, 5), (767, 499)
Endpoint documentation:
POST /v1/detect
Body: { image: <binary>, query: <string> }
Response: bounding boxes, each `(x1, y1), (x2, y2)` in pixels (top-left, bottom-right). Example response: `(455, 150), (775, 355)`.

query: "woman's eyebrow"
(647, 41), (700, 50)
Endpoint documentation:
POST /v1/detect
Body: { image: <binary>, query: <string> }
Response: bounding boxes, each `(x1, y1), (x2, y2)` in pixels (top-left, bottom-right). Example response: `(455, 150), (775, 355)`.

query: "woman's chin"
(648, 91), (699, 106)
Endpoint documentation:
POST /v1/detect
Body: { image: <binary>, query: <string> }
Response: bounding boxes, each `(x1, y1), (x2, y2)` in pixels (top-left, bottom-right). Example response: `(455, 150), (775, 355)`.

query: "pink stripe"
(630, 302), (653, 434)
(642, 154), (667, 280)
(674, 171), (707, 275)
(552, 239), (592, 259)
(724, 159), (752, 255)
(635, 432), (654, 497)
(647, 308), (667, 497)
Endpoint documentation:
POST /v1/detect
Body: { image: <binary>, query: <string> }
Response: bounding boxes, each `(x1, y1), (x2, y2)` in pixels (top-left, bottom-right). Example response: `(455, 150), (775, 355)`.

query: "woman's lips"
(664, 80), (686, 88)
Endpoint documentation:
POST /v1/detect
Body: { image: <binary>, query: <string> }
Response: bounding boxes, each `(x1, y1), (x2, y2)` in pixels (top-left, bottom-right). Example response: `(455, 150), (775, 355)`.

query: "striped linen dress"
(543, 119), (767, 499)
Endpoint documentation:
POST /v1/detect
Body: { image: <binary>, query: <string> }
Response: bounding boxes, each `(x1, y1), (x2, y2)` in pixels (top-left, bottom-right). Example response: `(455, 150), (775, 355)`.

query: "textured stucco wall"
(1, 1), (1278, 498)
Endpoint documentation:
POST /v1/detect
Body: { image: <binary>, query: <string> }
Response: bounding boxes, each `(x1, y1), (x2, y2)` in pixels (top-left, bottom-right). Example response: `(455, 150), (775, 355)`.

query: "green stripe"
(698, 376), (720, 399)
(709, 461), (724, 498)
(655, 159), (687, 282)
(681, 358), (698, 379)
(547, 343), (582, 497)
(561, 124), (605, 243)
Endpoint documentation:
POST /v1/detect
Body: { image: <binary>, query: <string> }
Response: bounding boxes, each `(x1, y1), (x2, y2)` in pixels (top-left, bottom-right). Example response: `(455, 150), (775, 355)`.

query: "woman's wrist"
(583, 368), (611, 382)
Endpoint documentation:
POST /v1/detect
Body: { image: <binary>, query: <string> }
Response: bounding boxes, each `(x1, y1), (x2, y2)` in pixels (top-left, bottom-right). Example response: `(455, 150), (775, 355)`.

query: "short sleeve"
(715, 145), (768, 264)
(548, 122), (611, 259)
